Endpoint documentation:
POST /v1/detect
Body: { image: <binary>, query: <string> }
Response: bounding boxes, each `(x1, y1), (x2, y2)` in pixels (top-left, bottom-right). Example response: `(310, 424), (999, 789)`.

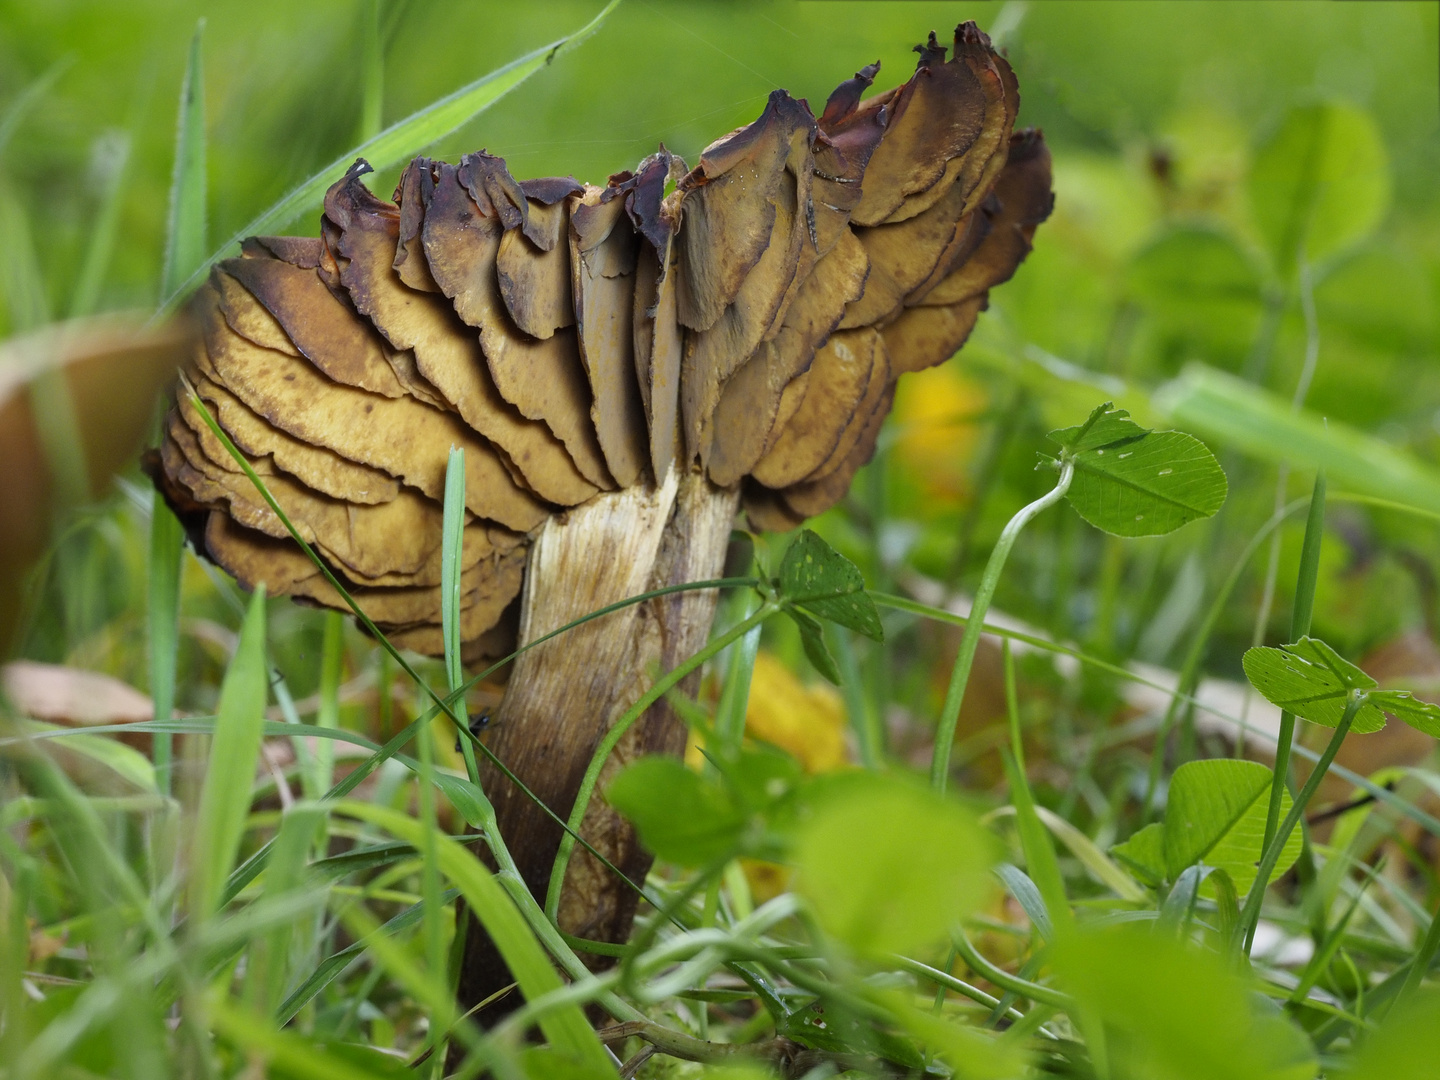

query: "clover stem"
(1258, 471), (1327, 868)
(930, 459), (1074, 793)
(1240, 691), (1361, 955)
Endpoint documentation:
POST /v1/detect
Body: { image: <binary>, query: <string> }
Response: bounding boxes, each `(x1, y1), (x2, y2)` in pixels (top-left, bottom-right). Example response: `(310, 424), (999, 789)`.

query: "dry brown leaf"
(2, 660), (152, 726)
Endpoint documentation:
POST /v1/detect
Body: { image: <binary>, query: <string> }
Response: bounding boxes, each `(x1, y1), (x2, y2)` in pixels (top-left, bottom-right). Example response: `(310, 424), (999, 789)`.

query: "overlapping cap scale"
(151, 22), (1051, 662)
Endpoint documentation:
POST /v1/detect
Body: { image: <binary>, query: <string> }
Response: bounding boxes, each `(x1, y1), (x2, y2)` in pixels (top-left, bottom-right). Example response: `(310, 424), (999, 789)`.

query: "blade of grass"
(245, 804), (324, 1015)
(334, 901), (515, 1076)
(1001, 639), (1073, 939)
(1399, 901), (1440, 1003)
(950, 930), (1072, 1010)
(832, 623), (880, 768)
(0, 183), (49, 334)
(6, 719), (155, 792)
(1239, 694), (1363, 948)
(338, 801), (617, 1073)
(1155, 363), (1440, 515)
(154, 0), (621, 318)
(11, 754), (209, 1078)
(148, 501), (184, 793)
(415, 693), (446, 998)
(312, 609), (343, 798)
(0, 852), (36, 1064)
(713, 594), (761, 755)
(275, 887), (458, 1025)
(377, 646), (394, 738)
(188, 586), (268, 923)
(161, 20), (206, 300)
(442, 445), (479, 783)
(699, 592), (761, 1040)
(1257, 471), (1326, 878)
(212, 996), (445, 1080)
(1289, 857), (1379, 1004)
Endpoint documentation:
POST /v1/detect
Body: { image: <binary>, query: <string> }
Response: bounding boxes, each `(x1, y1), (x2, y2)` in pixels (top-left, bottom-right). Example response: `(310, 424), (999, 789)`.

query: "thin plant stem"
(1002, 639), (1072, 939)
(931, 461), (1074, 792)
(949, 386), (1025, 583)
(949, 929), (1072, 1011)
(1241, 258), (1323, 757)
(1241, 693), (1362, 953)
(891, 955), (1022, 1023)
(1240, 464), (1289, 759)
(1259, 471), (1327, 865)
(147, 497), (183, 795)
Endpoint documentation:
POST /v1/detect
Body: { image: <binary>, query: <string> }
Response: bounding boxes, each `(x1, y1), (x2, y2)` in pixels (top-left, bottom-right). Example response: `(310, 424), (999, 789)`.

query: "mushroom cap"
(154, 22), (1051, 661)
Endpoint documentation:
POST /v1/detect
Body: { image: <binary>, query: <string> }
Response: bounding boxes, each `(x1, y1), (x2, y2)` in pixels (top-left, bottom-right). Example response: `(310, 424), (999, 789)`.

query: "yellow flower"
(738, 650), (850, 900)
(891, 364), (987, 503)
(743, 651), (849, 774)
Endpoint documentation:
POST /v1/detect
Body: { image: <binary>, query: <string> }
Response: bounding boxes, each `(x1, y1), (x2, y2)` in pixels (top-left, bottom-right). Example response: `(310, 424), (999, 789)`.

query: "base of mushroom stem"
(454, 468), (741, 1023)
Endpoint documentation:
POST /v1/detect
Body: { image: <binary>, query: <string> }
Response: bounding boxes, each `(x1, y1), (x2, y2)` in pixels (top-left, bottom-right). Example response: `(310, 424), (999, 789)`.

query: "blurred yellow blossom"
(740, 650), (850, 902)
(891, 363), (988, 503)
(743, 651), (849, 774)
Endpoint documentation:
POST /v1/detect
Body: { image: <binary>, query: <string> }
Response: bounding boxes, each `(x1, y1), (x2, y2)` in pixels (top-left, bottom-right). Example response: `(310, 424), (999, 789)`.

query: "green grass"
(3, 2), (1440, 1077)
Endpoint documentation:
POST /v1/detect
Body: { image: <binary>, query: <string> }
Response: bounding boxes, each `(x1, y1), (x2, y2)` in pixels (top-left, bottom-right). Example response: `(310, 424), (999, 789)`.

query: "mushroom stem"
(544, 597), (779, 925)
(930, 459), (1075, 791)
(456, 469), (739, 1020)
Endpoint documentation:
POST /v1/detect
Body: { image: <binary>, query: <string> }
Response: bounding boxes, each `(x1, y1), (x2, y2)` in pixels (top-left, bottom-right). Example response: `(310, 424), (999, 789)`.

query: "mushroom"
(150, 22), (1051, 1020)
